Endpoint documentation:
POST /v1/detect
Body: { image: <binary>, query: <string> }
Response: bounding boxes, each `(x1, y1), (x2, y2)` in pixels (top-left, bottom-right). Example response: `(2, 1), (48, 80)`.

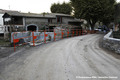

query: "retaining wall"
(103, 30), (120, 54)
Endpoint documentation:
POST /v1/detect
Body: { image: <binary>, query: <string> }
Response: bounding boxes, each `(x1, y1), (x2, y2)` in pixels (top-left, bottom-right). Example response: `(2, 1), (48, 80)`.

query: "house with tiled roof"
(0, 9), (19, 34)
(3, 12), (82, 32)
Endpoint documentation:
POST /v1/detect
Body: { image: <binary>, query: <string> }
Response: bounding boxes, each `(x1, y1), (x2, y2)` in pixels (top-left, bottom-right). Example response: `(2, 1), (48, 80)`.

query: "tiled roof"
(1, 9), (73, 18)
(5, 12), (56, 18)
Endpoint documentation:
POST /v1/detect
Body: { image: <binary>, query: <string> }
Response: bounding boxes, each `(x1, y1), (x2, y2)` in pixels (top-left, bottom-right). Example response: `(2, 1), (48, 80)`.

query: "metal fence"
(12, 29), (97, 51)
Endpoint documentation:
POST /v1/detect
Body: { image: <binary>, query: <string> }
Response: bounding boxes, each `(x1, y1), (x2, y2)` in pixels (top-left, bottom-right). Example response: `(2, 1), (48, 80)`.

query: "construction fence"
(11, 28), (97, 51)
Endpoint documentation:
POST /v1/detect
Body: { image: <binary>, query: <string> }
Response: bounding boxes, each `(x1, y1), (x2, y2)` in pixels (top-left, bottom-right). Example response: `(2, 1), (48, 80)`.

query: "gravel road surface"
(0, 34), (120, 80)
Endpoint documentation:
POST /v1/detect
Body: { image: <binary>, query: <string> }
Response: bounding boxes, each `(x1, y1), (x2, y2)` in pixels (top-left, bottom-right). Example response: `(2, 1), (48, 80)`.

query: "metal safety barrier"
(12, 29), (97, 51)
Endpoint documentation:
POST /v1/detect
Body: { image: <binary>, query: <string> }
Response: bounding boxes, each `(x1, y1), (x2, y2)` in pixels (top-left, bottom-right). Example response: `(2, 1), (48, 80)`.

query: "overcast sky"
(0, 0), (120, 13)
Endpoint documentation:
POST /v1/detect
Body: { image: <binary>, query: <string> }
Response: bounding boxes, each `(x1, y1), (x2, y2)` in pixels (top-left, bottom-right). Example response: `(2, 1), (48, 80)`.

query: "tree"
(50, 2), (72, 15)
(98, 0), (116, 25)
(70, 0), (116, 30)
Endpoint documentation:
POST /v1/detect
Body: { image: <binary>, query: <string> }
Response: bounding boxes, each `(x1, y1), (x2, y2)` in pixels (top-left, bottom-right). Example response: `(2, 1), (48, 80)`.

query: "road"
(0, 34), (120, 80)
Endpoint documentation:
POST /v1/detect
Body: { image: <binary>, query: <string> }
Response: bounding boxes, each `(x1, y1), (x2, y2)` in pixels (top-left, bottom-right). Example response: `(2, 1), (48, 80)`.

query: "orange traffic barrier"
(12, 28), (96, 52)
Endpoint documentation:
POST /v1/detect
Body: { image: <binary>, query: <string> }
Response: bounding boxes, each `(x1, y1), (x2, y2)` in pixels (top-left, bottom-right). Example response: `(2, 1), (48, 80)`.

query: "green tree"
(50, 2), (72, 15)
(70, 0), (116, 30)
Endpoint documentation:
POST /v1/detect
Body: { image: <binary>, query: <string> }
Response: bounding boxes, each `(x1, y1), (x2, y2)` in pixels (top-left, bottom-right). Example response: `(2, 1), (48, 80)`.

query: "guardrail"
(12, 29), (97, 51)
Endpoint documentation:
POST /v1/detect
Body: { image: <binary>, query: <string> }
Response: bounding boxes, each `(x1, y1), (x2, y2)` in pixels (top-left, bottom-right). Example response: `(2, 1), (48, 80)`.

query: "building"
(3, 12), (55, 32)
(3, 12), (82, 31)
(0, 9), (20, 34)
(2, 10), (83, 39)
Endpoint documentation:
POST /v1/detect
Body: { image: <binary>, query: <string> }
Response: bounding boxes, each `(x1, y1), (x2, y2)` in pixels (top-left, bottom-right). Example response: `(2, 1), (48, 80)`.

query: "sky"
(0, 0), (120, 13)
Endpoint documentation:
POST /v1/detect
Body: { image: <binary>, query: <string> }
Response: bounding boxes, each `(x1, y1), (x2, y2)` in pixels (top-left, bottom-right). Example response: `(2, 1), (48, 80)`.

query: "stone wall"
(102, 30), (120, 54)
(62, 17), (74, 24)
(25, 17), (49, 29)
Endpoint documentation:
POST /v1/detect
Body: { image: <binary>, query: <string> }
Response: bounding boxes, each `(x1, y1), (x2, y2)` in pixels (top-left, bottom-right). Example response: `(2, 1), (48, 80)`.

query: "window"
(13, 17), (23, 25)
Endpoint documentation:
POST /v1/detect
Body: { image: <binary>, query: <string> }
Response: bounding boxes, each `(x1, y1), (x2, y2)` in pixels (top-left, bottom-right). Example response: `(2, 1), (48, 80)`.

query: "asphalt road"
(0, 34), (120, 80)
